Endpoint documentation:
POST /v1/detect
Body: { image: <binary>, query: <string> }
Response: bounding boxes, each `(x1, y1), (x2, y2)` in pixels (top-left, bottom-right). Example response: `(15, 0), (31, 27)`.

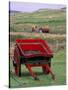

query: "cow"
(32, 26), (50, 33)
(39, 27), (49, 33)
(32, 27), (35, 32)
(32, 26), (39, 32)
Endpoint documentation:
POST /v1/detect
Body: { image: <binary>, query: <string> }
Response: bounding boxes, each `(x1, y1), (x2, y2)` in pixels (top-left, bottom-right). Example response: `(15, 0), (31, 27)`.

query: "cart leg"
(15, 64), (21, 77)
(45, 64), (55, 80)
(26, 64), (39, 80)
(42, 66), (50, 74)
(15, 65), (17, 75)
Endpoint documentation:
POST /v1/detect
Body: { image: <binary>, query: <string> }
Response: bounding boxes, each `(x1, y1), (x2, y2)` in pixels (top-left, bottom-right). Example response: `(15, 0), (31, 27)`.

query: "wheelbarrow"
(13, 39), (55, 80)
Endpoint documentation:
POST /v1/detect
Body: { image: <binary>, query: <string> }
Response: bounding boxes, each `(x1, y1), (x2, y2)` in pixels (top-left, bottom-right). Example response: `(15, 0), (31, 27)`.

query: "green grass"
(10, 35), (29, 42)
(10, 9), (66, 34)
(9, 49), (66, 88)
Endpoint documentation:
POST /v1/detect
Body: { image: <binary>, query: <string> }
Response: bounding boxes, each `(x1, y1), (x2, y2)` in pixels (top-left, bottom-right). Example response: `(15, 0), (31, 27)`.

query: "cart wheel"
(42, 63), (51, 74)
(13, 60), (17, 67)
(14, 47), (21, 77)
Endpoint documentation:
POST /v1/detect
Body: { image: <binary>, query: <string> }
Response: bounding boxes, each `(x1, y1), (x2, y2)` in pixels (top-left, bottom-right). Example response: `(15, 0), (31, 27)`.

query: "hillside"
(10, 9), (66, 34)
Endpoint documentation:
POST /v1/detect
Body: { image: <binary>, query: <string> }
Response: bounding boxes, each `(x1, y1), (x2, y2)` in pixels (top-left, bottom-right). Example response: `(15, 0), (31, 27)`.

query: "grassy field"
(10, 32), (66, 53)
(10, 49), (66, 88)
(10, 9), (66, 34)
(9, 8), (66, 88)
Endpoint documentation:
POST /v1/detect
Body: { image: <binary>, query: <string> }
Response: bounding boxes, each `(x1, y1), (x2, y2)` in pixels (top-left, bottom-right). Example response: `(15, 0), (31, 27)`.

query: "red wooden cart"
(13, 39), (55, 80)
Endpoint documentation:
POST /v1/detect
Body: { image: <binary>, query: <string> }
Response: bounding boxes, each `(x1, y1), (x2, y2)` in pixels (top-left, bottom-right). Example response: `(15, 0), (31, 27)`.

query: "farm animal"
(32, 26), (49, 33)
(39, 27), (49, 33)
(32, 26), (39, 32)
